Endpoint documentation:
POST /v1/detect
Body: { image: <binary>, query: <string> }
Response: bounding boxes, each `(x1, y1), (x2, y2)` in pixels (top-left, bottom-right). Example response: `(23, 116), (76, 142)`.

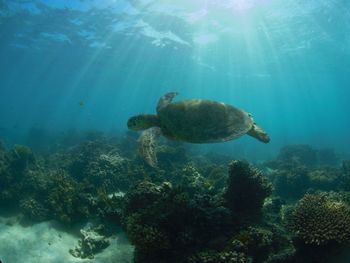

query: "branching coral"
(288, 192), (350, 245)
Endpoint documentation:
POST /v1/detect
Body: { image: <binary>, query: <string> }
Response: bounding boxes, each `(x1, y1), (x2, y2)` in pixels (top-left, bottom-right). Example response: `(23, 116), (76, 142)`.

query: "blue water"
(0, 0), (350, 159)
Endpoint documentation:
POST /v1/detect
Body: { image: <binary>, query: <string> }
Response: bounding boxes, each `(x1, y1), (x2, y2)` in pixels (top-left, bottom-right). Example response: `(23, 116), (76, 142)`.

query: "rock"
(69, 224), (110, 259)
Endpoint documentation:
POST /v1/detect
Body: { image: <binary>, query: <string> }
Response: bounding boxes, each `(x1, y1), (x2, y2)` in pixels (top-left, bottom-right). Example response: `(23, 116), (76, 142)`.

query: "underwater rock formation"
(266, 144), (339, 171)
(317, 148), (338, 166)
(342, 160), (350, 175)
(276, 144), (318, 167)
(69, 224), (111, 259)
(308, 167), (341, 191)
(224, 160), (272, 221)
(269, 167), (310, 200)
(288, 192), (350, 245)
(341, 160), (350, 191)
(265, 145), (344, 200)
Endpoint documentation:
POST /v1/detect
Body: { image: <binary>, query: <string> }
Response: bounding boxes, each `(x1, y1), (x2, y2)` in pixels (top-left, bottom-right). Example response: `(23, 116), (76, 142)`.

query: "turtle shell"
(157, 99), (253, 143)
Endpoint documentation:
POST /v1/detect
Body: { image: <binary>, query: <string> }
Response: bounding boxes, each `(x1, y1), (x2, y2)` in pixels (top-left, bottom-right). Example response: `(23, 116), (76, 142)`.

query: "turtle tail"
(138, 127), (162, 167)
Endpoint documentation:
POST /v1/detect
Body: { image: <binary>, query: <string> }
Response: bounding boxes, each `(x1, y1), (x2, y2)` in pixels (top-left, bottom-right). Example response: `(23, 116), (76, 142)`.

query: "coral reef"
(232, 227), (273, 260)
(265, 145), (344, 200)
(229, 224), (295, 263)
(156, 143), (188, 168)
(317, 148), (338, 166)
(86, 151), (130, 191)
(308, 167), (341, 191)
(189, 249), (250, 263)
(19, 198), (50, 222)
(47, 170), (92, 224)
(0, 144), (37, 206)
(224, 160), (272, 221)
(69, 224), (111, 259)
(179, 164), (213, 194)
(0, 134), (348, 263)
(273, 144), (318, 168)
(10, 144), (36, 172)
(269, 167), (310, 200)
(121, 162), (289, 263)
(0, 141), (128, 225)
(122, 181), (232, 262)
(343, 160), (350, 175)
(288, 192), (350, 245)
(341, 160), (350, 190)
(265, 144), (339, 170)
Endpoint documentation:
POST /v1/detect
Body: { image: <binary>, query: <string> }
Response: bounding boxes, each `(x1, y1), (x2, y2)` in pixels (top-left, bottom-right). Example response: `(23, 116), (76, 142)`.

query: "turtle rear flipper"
(156, 92), (179, 113)
(138, 127), (162, 167)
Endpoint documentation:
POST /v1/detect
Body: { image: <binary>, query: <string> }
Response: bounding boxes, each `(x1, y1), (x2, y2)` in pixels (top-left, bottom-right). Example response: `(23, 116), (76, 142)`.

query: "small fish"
(79, 101), (85, 107)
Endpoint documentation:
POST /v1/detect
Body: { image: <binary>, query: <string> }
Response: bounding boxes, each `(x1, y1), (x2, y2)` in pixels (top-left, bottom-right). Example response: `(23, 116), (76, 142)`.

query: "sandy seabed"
(0, 216), (133, 263)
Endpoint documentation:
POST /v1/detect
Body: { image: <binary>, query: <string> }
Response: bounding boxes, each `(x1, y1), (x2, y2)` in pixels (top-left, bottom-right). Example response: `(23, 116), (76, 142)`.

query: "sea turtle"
(127, 92), (270, 167)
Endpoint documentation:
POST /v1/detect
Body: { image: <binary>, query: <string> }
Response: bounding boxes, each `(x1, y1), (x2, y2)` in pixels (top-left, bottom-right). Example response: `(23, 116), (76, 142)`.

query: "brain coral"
(288, 192), (350, 245)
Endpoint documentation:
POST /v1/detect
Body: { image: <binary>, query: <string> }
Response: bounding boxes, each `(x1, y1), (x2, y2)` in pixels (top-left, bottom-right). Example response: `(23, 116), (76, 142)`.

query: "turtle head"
(127, 114), (160, 131)
(247, 123), (270, 143)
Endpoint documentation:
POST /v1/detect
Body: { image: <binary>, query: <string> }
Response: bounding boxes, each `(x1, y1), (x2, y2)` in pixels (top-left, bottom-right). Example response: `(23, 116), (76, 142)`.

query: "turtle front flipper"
(138, 127), (162, 167)
(156, 92), (179, 113)
(247, 123), (270, 143)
